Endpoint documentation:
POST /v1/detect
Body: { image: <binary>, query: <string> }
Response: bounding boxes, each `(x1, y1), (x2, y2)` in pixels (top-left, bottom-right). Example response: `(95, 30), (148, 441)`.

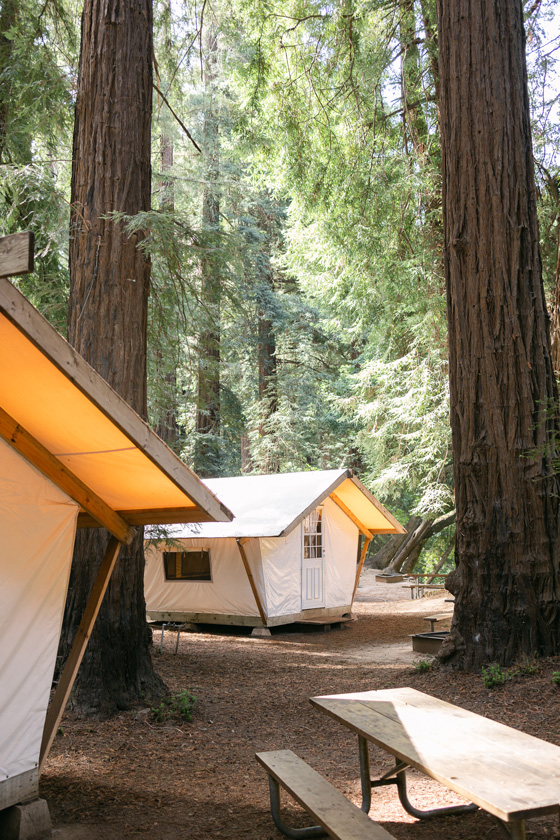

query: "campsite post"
(0, 232), (34, 279)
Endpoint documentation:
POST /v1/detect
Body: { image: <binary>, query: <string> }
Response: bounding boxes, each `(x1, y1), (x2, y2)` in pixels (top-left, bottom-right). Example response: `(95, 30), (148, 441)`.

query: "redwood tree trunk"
(437, 0), (560, 669)
(59, 0), (164, 714)
(194, 25), (221, 477)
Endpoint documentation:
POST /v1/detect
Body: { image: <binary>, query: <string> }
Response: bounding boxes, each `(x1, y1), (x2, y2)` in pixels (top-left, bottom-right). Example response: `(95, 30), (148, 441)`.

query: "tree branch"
(152, 83), (202, 154)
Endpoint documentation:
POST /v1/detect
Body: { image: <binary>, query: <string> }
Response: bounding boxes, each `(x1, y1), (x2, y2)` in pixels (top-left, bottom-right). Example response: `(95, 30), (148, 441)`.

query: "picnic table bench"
(256, 750), (395, 840)
(401, 582), (445, 599)
(423, 611), (452, 631)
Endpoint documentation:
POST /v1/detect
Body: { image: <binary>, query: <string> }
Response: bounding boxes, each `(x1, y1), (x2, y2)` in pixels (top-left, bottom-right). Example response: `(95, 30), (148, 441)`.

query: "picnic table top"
(310, 687), (560, 822)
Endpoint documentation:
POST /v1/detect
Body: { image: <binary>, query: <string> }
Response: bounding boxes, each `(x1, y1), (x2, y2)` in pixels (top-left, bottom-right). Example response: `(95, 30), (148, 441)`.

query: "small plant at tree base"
(170, 689), (197, 722)
(150, 689), (197, 723)
(414, 658), (434, 673)
(481, 663), (509, 689)
(512, 657), (540, 677)
(551, 672), (560, 687)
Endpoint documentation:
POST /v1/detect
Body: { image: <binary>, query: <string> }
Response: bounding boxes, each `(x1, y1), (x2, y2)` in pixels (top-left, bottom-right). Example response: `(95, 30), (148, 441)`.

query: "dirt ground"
(43, 570), (560, 840)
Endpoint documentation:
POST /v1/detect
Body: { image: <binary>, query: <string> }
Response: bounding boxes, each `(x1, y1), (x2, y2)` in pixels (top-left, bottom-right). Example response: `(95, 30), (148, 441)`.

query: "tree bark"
(369, 516), (422, 569)
(437, 0), (560, 669)
(386, 510), (455, 574)
(194, 24), (221, 477)
(59, 0), (165, 714)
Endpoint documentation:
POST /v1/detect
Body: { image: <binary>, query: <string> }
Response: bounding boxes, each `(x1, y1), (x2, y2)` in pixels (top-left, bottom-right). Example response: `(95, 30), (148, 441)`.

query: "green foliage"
(151, 689), (197, 723)
(512, 657), (541, 677)
(481, 663), (509, 689)
(552, 671), (560, 687)
(413, 657), (434, 673)
(6, 0), (560, 569)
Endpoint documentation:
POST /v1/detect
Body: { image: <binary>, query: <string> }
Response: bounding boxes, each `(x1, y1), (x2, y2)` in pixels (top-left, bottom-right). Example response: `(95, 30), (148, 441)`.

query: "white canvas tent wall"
(145, 469), (405, 627)
(0, 259), (232, 814)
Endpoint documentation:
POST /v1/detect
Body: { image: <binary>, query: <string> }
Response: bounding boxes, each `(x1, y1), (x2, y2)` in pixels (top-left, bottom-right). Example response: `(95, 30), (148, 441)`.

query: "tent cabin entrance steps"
(293, 616), (354, 632)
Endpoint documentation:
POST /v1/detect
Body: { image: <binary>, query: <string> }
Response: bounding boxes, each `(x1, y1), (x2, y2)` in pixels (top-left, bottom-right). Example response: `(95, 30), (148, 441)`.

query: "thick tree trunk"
(369, 516), (421, 570)
(552, 230), (560, 372)
(386, 510), (455, 574)
(195, 25), (221, 477)
(59, 0), (165, 714)
(437, 0), (560, 669)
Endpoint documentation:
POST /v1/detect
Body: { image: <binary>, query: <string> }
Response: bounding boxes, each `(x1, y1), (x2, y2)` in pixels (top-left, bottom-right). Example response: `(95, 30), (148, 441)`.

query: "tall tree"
(437, 0), (560, 669)
(59, 0), (164, 713)
(194, 21), (222, 476)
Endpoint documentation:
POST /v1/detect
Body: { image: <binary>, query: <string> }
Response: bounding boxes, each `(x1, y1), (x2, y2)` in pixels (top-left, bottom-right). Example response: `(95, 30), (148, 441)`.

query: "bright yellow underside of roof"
(332, 478), (400, 532)
(0, 317), (197, 512)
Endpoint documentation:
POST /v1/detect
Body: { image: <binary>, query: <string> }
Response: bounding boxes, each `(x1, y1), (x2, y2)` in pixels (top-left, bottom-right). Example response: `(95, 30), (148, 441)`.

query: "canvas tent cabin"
(0, 240), (232, 820)
(145, 469), (405, 628)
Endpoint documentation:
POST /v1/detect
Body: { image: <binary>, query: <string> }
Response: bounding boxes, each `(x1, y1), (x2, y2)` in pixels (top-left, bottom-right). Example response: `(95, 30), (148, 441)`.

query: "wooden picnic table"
(310, 686), (560, 839)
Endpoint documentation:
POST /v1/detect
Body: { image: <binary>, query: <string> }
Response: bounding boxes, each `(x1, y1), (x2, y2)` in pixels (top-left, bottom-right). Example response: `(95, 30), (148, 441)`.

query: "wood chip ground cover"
(44, 571), (560, 839)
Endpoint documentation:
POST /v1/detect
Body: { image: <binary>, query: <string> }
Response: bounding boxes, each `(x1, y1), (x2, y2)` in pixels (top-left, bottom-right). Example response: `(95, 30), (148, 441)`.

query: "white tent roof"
(147, 469), (405, 540)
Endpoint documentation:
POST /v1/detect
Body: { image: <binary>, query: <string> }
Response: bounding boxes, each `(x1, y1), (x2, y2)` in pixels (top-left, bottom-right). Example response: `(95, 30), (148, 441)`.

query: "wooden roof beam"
(0, 407), (136, 545)
(77, 507), (217, 529)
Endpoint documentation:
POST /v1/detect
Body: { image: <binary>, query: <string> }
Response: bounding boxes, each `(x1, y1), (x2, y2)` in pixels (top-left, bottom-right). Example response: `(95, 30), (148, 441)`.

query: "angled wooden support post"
(352, 536), (371, 604)
(236, 538), (267, 627)
(39, 536), (123, 772)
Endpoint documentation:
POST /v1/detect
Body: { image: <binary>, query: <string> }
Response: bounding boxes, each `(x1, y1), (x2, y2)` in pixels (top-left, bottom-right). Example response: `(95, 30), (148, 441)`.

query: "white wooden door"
(301, 509), (325, 609)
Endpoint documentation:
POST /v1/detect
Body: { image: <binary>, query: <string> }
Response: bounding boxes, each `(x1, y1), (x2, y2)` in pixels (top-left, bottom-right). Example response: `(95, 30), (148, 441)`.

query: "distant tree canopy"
(1, 0), (559, 591)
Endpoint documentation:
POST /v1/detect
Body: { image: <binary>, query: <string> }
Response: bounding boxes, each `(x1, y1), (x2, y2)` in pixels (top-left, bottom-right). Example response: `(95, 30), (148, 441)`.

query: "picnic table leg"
(360, 745), (479, 821)
(490, 817), (526, 840)
(507, 819), (526, 840)
(393, 766), (479, 819)
(358, 736), (371, 813)
(267, 776), (327, 838)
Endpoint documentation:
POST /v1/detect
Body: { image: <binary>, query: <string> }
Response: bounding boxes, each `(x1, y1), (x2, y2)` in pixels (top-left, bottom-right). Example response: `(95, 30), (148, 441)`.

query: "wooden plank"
(78, 507), (215, 529)
(0, 768), (38, 811)
(311, 688), (560, 822)
(0, 231), (34, 278)
(351, 536), (370, 603)
(0, 278), (232, 524)
(0, 406), (136, 545)
(256, 750), (395, 840)
(39, 537), (122, 772)
(236, 538), (267, 626)
(146, 604), (352, 627)
(330, 492), (373, 539)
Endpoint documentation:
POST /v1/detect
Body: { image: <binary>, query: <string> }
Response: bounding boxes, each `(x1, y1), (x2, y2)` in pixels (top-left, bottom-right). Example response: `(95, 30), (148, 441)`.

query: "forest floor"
(43, 570), (560, 840)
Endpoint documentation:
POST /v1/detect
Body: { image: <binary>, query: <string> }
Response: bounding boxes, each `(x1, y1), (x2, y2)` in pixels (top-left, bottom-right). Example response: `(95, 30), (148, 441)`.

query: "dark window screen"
(163, 550), (211, 581)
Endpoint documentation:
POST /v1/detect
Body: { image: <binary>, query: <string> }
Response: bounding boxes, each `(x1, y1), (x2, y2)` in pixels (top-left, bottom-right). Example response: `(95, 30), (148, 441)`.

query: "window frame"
(162, 548), (212, 582)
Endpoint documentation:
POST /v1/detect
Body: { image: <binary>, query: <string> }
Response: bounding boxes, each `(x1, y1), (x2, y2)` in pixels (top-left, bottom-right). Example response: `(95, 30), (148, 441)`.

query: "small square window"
(163, 550), (211, 581)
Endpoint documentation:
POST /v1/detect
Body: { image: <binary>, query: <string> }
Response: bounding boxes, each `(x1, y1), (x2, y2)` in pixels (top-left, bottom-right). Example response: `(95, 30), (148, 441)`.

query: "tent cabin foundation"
(0, 798), (52, 840)
(147, 603), (353, 627)
(145, 470), (405, 629)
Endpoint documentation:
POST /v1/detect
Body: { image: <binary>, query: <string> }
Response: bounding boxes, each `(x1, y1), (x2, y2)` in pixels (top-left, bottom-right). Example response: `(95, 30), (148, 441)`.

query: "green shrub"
(150, 689), (197, 723)
(481, 663), (508, 689)
(551, 672), (560, 687)
(513, 657), (540, 677)
(414, 657), (434, 673)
